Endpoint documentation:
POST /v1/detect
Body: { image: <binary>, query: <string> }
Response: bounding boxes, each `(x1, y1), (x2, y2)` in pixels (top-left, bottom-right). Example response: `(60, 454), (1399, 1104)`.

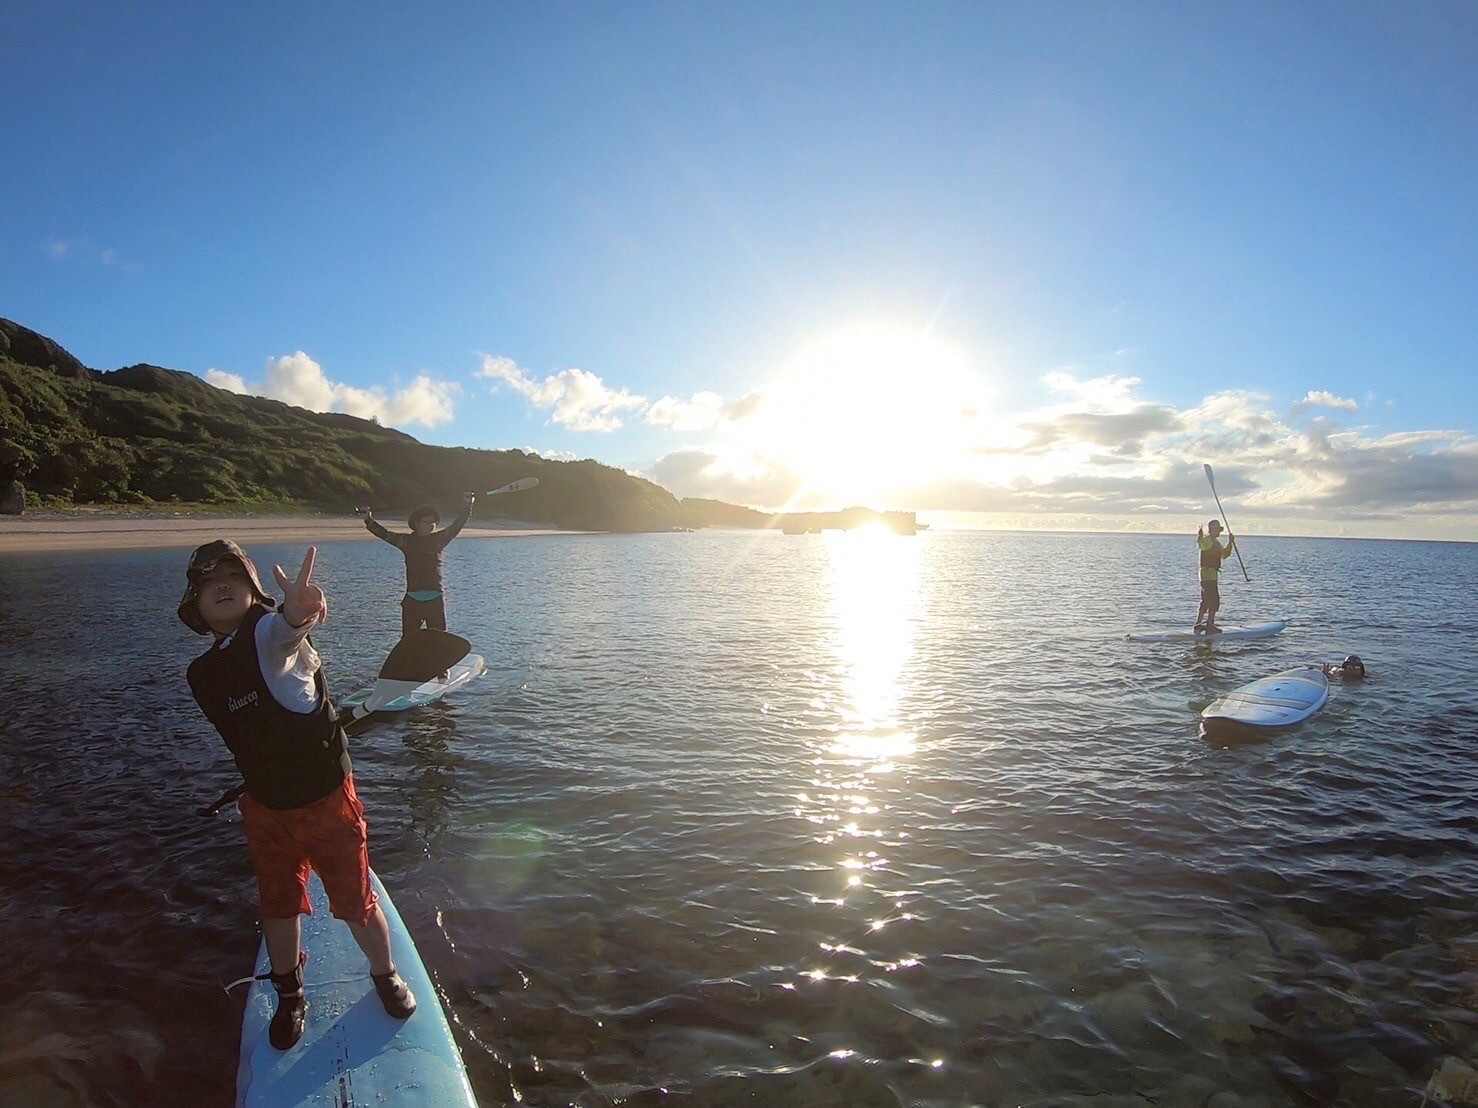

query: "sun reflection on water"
(822, 528), (923, 759)
(794, 528), (925, 1001)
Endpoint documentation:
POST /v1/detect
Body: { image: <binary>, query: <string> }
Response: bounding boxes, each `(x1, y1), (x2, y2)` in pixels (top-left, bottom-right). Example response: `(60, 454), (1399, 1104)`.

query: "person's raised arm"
(361, 507), (400, 546)
(435, 492), (476, 548)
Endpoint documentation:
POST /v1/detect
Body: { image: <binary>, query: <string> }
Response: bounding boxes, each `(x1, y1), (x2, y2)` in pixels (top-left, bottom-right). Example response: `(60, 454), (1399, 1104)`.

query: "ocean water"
(0, 530), (1474, 1107)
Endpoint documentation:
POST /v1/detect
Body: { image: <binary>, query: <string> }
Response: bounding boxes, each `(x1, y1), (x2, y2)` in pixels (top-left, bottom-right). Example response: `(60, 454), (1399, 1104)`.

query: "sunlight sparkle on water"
(789, 519), (931, 985)
(824, 528), (923, 750)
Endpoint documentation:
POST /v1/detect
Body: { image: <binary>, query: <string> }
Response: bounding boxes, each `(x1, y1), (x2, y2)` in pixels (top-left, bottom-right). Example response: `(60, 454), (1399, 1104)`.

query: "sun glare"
(756, 324), (985, 507)
(824, 528), (921, 761)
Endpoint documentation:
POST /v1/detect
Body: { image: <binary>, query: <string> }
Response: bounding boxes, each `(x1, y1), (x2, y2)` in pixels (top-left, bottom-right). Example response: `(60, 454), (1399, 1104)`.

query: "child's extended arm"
(256, 548), (327, 713)
(274, 547), (327, 629)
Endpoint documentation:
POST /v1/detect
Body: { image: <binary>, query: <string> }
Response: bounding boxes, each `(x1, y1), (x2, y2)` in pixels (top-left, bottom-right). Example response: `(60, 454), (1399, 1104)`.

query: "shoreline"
(0, 510), (582, 554)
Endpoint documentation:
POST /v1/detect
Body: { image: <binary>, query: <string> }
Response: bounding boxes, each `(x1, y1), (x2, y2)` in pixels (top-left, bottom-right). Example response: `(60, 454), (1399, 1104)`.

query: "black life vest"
(187, 605), (351, 810)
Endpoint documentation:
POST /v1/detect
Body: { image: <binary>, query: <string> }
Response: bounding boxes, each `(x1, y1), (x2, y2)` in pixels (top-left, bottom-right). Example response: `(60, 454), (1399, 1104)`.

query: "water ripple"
(1, 533), (1474, 1105)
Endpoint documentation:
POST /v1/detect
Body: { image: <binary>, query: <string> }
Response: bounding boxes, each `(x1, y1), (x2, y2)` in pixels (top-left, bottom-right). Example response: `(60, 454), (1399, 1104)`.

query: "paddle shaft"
(197, 783), (246, 817)
(357, 477), (537, 515)
(1204, 464), (1251, 582)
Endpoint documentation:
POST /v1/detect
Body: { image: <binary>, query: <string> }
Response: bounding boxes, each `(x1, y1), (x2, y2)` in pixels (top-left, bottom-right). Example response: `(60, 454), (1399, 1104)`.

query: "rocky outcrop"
(0, 318), (93, 379)
(0, 480), (23, 515)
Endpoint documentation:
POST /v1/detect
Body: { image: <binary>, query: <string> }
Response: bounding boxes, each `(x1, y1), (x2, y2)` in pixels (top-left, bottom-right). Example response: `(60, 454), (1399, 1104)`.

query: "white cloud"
(645, 389), (763, 431)
(525, 446), (579, 462)
(647, 448), (806, 509)
(478, 355), (646, 432)
(264, 352), (337, 411)
(646, 392), (725, 431)
(1291, 389), (1359, 416)
(41, 237), (127, 268)
(724, 391), (764, 421)
(1042, 371), (1142, 407)
(656, 364), (1478, 536)
(205, 369), (248, 393)
(205, 352), (457, 428)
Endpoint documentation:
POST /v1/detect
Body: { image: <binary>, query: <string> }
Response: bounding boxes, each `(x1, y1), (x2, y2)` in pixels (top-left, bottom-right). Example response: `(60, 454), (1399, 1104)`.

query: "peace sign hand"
(274, 547), (328, 628)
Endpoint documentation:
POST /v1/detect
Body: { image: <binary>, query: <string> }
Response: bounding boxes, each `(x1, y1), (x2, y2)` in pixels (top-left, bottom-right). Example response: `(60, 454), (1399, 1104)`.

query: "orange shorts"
(238, 776), (379, 926)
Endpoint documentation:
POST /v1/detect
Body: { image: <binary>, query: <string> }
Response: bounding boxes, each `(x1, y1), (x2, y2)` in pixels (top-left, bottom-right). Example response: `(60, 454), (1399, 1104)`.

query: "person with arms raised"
(362, 492), (475, 635)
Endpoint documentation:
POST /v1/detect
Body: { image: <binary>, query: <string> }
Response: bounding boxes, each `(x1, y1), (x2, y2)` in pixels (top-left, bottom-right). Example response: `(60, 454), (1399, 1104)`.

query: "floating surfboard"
(1125, 620), (1287, 644)
(236, 869), (477, 1107)
(1200, 666), (1330, 741)
(339, 630), (485, 721)
(340, 656), (485, 719)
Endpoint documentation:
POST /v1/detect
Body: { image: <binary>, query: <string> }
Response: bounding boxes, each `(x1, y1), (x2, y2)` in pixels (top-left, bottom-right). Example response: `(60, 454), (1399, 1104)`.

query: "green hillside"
(0, 318), (680, 531)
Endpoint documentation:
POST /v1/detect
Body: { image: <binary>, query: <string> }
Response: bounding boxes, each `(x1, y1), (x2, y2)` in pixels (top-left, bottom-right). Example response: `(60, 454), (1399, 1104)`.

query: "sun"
(753, 324), (985, 507)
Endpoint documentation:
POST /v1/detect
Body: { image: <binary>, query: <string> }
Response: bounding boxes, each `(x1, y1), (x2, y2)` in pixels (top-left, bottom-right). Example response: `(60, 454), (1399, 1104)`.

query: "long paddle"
(356, 477), (539, 516)
(1203, 463), (1250, 582)
(197, 783), (246, 817)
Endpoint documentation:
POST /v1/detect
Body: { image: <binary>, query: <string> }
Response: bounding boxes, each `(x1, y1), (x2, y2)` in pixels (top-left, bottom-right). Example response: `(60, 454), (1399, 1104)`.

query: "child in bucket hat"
(179, 541), (416, 1050)
(177, 539), (274, 634)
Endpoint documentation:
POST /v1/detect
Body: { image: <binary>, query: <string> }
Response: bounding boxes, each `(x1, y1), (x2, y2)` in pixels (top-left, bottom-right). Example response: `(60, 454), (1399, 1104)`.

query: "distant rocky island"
(680, 498), (920, 535)
(0, 318), (918, 535)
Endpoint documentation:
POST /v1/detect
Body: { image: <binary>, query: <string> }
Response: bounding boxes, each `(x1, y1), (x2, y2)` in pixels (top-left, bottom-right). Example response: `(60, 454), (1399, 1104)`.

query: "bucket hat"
(178, 539), (275, 634)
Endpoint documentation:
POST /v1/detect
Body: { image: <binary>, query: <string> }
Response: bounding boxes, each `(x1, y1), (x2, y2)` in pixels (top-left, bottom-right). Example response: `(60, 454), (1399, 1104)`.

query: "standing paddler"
(361, 491), (476, 635)
(1193, 519), (1236, 634)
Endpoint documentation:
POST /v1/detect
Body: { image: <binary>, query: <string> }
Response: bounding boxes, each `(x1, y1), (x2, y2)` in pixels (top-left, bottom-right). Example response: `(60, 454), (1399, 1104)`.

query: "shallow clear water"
(1, 531), (1474, 1106)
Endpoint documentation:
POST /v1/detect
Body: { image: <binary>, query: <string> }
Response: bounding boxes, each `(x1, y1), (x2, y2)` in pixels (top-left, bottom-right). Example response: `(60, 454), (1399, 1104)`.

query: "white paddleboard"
(340, 654), (486, 718)
(1201, 666), (1330, 739)
(236, 869), (477, 1107)
(1126, 620), (1287, 644)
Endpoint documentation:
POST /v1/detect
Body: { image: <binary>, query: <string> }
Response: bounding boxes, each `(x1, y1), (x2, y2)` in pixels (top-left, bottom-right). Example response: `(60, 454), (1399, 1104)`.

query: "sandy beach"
(0, 511), (580, 554)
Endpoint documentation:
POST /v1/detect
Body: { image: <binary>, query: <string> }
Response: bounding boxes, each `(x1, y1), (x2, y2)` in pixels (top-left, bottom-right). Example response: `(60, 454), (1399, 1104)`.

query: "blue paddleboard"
(236, 869), (476, 1106)
(339, 654), (486, 719)
(1125, 620), (1287, 644)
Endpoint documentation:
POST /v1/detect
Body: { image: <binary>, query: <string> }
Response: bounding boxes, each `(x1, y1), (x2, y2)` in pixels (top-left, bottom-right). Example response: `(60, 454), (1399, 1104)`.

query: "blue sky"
(4, 2), (1476, 539)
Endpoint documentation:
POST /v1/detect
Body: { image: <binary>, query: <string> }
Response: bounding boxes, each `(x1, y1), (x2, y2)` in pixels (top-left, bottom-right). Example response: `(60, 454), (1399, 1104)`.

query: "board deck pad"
(1125, 620), (1287, 644)
(1201, 666), (1331, 738)
(236, 870), (477, 1107)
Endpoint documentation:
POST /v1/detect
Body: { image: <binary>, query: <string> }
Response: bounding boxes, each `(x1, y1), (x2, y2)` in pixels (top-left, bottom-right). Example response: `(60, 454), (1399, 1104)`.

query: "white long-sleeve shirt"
(210, 610), (322, 714)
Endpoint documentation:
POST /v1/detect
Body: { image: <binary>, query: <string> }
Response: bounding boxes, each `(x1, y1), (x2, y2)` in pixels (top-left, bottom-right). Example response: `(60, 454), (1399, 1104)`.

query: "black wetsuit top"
(365, 502), (472, 595)
(187, 605), (351, 810)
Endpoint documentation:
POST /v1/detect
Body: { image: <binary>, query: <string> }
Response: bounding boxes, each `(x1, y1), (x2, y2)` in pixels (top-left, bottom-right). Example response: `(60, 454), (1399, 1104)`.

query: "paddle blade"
(1203, 463), (1216, 491)
(379, 630), (471, 682)
(485, 477), (539, 496)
